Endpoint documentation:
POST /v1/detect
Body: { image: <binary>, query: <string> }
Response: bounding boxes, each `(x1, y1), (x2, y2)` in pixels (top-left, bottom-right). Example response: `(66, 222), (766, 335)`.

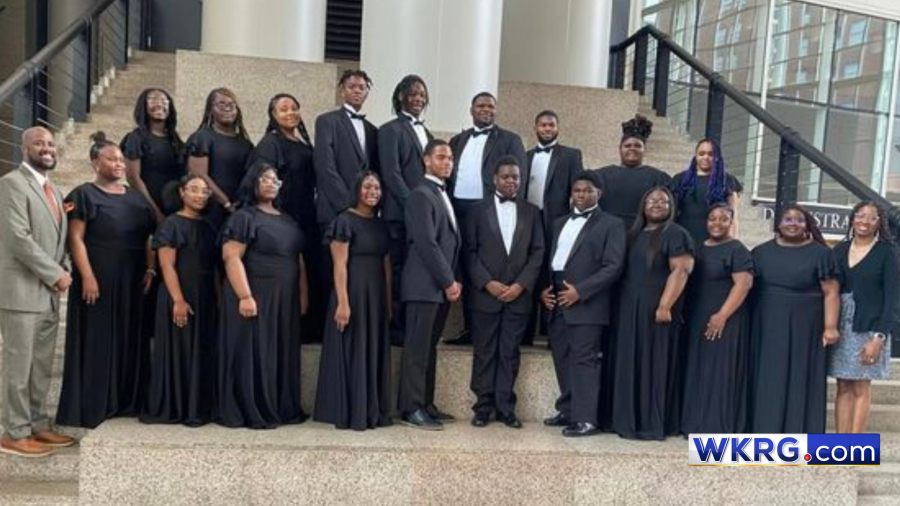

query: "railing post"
(774, 133), (801, 230)
(123, 0), (130, 64)
(705, 78), (725, 144)
(29, 75), (40, 127)
(610, 48), (626, 89)
(652, 44), (670, 116)
(633, 32), (648, 95)
(84, 24), (93, 115)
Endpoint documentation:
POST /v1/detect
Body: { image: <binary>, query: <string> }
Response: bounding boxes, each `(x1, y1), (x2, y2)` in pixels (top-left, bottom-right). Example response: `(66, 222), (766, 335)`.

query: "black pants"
(452, 198), (480, 334)
(470, 309), (529, 416)
(387, 221), (407, 346)
(397, 301), (450, 414)
(548, 315), (604, 425)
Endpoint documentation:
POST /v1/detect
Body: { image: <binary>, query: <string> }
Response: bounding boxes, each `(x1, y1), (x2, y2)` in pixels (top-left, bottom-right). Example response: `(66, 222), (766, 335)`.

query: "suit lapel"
(481, 128), (498, 166)
(401, 119), (424, 157)
(509, 202), (527, 255)
(545, 148), (560, 193)
(20, 166), (61, 232)
(337, 110), (365, 161)
(566, 212), (599, 268)
(485, 198), (505, 258)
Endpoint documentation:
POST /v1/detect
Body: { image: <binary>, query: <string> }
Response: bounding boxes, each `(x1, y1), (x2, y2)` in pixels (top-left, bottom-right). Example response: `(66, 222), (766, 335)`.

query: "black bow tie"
(472, 128), (493, 138)
(348, 111), (366, 120)
(535, 145), (555, 154)
(412, 119), (425, 126)
(496, 194), (515, 204)
(430, 181), (446, 192)
(570, 211), (592, 220)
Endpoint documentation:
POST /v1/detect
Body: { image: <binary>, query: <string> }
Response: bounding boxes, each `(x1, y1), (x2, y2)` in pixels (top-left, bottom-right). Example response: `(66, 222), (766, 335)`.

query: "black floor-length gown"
(313, 211), (392, 430)
(671, 172), (742, 245)
(217, 207), (305, 429)
(185, 126), (253, 228)
(251, 131), (327, 343)
(140, 214), (219, 426)
(120, 128), (184, 212)
(611, 223), (694, 440)
(749, 240), (836, 433)
(680, 240), (752, 434)
(56, 184), (156, 428)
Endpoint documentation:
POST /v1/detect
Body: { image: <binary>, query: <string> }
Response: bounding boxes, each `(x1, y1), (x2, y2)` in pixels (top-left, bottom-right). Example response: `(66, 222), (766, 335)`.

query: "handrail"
(0, 0), (116, 106)
(610, 24), (900, 232)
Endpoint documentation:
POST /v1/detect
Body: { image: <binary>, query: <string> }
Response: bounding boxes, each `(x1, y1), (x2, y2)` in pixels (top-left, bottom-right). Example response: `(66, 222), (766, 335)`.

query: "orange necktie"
(43, 181), (61, 225)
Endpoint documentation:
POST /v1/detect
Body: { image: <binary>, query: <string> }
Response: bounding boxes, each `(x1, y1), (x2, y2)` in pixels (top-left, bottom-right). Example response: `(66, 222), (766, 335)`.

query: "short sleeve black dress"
(252, 131), (327, 342)
(56, 184), (156, 429)
(186, 126), (253, 227)
(313, 211), (392, 430)
(595, 164), (672, 230)
(611, 223), (694, 440)
(120, 128), (184, 212)
(681, 240), (753, 434)
(671, 171), (743, 244)
(218, 207), (305, 429)
(141, 214), (219, 426)
(749, 240), (836, 433)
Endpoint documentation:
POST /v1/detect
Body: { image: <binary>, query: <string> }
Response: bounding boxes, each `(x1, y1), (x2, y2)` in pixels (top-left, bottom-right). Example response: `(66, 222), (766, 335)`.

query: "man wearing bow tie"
(378, 75), (434, 346)
(463, 156), (544, 429)
(314, 69), (381, 227)
(446, 92), (527, 345)
(398, 139), (461, 430)
(523, 110), (584, 345)
(0, 127), (75, 457)
(540, 171), (625, 437)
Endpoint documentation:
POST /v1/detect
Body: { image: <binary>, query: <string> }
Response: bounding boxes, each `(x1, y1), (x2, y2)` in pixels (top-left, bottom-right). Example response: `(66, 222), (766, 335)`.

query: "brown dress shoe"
(0, 436), (53, 458)
(32, 431), (76, 448)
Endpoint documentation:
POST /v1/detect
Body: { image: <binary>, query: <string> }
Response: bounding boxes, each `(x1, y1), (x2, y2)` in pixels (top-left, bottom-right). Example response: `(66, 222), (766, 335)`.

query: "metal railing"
(0, 0), (146, 175)
(609, 24), (900, 233)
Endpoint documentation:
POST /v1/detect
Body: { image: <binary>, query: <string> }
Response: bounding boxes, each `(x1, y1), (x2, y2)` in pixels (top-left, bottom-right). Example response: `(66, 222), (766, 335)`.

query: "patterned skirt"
(827, 293), (891, 380)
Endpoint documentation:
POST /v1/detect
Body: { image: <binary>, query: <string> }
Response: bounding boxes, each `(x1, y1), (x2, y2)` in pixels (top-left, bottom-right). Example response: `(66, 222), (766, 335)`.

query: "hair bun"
(90, 131), (108, 144)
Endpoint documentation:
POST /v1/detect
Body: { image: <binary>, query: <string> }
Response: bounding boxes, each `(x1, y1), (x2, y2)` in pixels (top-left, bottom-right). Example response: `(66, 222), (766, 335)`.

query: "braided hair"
(198, 87), (250, 142)
(391, 74), (429, 115)
(338, 69), (373, 89)
(675, 138), (730, 206)
(265, 93), (313, 146)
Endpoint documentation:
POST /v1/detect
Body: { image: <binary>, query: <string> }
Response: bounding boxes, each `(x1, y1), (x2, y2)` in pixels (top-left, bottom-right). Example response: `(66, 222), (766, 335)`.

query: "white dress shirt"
(453, 127), (492, 200)
(551, 205), (597, 271)
(402, 111), (429, 150)
(527, 141), (556, 209)
(425, 174), (457, 230)
(22, 161), (48, 187)
(494, 194), (517, 255)
(344, 104), (367, 153)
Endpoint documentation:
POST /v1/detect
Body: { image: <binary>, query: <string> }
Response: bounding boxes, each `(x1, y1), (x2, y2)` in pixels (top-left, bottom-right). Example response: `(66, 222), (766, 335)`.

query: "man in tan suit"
(0, 127), (75, 457)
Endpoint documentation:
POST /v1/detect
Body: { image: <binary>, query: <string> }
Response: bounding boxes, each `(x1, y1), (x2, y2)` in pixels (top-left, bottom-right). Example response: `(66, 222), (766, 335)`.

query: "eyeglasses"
(780, 217), (806, 225)
(214, 101), (237, 112)
(259, 176), (283, 188)
(147, 96), (170, 105)
(853, 213), (880, 223)
(645, 199), (670, 206)
(184, 186), (211, 196)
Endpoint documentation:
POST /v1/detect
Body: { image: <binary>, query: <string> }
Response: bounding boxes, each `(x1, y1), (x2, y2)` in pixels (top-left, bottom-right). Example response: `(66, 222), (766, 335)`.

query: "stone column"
(359, 0), (505, 132)
(499, 0), (614, 88)
(201, 0), (326, 62)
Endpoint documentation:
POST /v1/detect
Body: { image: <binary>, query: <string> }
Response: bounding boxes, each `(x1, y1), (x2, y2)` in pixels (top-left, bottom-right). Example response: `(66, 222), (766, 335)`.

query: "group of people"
(0, 69), (895, 458)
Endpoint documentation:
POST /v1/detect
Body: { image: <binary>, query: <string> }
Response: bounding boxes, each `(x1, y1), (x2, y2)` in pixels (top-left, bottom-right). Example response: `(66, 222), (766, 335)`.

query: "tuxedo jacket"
(524, 144), (584, 236)
(448, 126), (527, 200)
(464, 198), (545, 314)
(402, 181), (461, 303)
(548, 209), (626, 325)
(314, 108), (380, 224)
(0, 165), (68, 312)
(378, 115), (434, 223)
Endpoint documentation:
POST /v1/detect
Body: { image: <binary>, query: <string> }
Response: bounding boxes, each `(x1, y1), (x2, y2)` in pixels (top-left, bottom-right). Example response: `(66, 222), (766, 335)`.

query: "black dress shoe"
(562, 422), (600, 437)
(401, 409), (443, 431)
(543, 413), (570, 427)
(497, 412), (523, 429)
(471, 411), (491, 428)
(443, 330), (472, 345)
(426, 405), (456, 423)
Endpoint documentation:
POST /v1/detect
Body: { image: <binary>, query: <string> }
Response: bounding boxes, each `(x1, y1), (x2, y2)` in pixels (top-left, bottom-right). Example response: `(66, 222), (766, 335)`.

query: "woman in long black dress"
(672, 139), (742, 244)
(121, 88), (185, 223)
(186, 87), (254, 228)
(829, 202), (897, 433)
(251, 93), (326, 343)
(56, 132), (156, 429)
(218, 162), (308, 429)
(750, 204), (840, 433)
(141, 175), (219, 426)
(680, 204), (753, 434)
(611, 186), (694, 440)
(314, 171), (392, 430)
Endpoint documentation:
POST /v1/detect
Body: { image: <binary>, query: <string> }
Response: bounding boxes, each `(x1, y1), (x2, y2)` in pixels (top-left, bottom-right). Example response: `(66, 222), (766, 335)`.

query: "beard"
(28, 153), (57, 172)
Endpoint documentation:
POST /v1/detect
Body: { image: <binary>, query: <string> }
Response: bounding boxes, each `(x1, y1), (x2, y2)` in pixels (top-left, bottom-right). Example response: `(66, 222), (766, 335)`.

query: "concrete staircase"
(0, 50), (895, 504)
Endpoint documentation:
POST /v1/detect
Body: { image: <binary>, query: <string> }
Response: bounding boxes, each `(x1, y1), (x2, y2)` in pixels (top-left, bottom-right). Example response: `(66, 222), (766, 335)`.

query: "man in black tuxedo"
(541, 171), (626, 437)
(379, 75), (434, 346)
(522, 110), (584, 345)
(314, 69), (380, 227)
(398, 139), (462, 430)
(464, 156), (544, 429)
(446, 92), (527, 345)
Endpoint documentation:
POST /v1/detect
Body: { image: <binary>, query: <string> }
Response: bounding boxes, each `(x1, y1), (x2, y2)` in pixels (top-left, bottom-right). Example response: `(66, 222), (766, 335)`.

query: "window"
(797, 68), (808, 84)
(798, 35), (809, 57)
(715, 27), (727, 46)
(843, 61), (860, 78)
(849, 20), (867, 46)
(714, 54), (724, 71)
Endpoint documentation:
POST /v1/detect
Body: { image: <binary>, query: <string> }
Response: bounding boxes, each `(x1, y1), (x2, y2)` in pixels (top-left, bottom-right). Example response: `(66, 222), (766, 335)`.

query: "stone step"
(0, 447), (79, 483)
(77, 418), (857, 506)
(828, 404), (900, 433)
(857, 495), (900, 506)
(828, 379), (900, 406)
(880, 433), (900, 463)
(0, 480), (78, 506)
(858, 463), (900, 496)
